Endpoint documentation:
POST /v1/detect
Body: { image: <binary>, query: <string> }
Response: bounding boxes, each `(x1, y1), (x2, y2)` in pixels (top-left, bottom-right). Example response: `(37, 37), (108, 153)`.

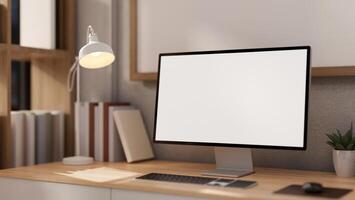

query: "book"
(33, 111), (53, 164)
(10, 111), (26, 167)
(98, 102), (130, 162)
(20, 0), (56, 49)
(94, 105), (102, 161)
(51, 111), (65, 162)
(89, 103), (98, 158)
(11, 110), (65, 166)
(113, 110), (154, 163)
(22, 111), (36, 166)
(11, 0), (20, 44)
(108, 105), (133, 162)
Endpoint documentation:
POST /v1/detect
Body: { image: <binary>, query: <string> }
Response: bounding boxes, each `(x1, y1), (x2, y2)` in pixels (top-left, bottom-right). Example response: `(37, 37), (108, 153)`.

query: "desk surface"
(0, 160), (354, 200)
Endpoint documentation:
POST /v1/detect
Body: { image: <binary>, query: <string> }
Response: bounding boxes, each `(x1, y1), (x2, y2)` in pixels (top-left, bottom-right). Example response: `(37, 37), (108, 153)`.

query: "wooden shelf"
(312, 66), (355, 77)
(10, 45), (69, 61)
(0, 44), (69, 61)
(0, 0), (76, 169)
(131, 72), (157, 81)
(131, 66), (355, 81)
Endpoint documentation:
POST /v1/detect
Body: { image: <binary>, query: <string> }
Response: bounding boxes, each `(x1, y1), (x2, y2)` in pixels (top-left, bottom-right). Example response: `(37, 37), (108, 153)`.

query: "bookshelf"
(0, 0), (76, 168)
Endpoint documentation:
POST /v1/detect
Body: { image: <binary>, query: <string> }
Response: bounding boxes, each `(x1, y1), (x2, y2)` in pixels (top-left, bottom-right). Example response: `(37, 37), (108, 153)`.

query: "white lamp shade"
(78, 41), (115, 69)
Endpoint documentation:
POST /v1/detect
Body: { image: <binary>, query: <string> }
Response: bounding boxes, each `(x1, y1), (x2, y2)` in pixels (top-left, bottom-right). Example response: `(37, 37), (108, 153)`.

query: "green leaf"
(326, 124), (355, 150)
(327, 141), (336, 148)
(336, 129), (343, 140)
(326, 134), (335, 142)
(327, 132), (340, 144)
(344, 124), (353, 145)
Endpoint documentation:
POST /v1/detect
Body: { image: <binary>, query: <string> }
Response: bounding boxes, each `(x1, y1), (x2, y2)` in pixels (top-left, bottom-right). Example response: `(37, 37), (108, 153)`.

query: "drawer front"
(112, 189), (206, 200)
(0, 177), (111, 200)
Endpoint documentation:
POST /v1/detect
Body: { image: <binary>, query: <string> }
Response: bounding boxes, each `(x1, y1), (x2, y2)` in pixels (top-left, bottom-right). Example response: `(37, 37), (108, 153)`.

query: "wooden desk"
(0, 160), (353, 200)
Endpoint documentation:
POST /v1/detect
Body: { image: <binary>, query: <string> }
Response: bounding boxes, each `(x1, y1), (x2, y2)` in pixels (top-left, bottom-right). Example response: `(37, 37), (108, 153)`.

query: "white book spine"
(95, 105), (103, 161)
(10, 111), (26, 167)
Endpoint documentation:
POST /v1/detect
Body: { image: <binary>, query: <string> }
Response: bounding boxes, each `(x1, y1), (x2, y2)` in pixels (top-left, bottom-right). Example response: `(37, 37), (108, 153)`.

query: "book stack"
(10, 110), (65, 167)
(76, 102), (132, 162)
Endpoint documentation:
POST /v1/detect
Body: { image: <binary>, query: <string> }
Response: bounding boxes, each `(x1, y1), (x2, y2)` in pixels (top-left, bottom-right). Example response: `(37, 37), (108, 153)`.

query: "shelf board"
(136, 66), (355, 81)
(0, 43), (69, 60)
(10, 45), (69, 60)
(312, 66), (355, 77)
(131, 66), (355, 81)
(131, 72), (158, 81)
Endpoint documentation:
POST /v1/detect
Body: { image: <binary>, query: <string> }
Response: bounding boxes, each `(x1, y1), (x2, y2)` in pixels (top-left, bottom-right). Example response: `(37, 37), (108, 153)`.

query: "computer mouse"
(302, 182), (323, 193)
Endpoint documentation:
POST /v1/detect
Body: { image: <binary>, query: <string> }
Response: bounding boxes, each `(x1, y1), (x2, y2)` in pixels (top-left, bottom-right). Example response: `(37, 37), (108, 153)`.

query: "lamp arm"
(67, 57), (79, 93)
(67, 57), (81, 156)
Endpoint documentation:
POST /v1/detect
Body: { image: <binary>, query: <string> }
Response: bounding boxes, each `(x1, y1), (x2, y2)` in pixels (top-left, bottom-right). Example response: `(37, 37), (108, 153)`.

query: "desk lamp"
(63, 25), (115, 165)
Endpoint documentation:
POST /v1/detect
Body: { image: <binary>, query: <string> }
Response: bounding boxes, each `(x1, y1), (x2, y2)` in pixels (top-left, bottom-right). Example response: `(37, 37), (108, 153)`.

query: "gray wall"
(81, 0), (355, 172)
(77, 0), (118, 102)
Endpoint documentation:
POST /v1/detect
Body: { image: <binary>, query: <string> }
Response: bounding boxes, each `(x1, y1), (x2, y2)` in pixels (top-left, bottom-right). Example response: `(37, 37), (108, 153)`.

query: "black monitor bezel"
(153, 46), (311, 150)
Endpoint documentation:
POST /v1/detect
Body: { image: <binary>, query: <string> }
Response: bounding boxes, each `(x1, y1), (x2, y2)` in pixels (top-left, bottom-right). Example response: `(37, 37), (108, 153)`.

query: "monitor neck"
(202, 147), (254, 178)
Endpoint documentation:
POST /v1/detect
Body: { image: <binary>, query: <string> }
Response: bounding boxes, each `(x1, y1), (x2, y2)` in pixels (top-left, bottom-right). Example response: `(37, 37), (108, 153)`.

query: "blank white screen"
(155, 49), (308, 148)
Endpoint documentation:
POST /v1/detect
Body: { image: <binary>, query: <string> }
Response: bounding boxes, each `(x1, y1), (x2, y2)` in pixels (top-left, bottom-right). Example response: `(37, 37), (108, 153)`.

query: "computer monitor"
(154, 46), (310, 177)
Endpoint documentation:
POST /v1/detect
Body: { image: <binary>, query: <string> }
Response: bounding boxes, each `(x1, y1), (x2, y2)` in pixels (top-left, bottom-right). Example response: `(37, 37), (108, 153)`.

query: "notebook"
(107, 105), (133, 162)
(113, 110), (154, 163)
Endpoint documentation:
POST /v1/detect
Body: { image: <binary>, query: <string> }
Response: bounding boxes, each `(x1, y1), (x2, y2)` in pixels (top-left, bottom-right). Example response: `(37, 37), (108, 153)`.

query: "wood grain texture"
(0, 0), (10, 43)
(0, 0), (76, 167)
(0, 160), (354, 200)
(131, 65), (355, 81)
(63, 0), (76, 156)
(9, 45), (68, 61)
(312, 66), (355, 77)
(129, 0), (138, 80)
(31, 57), (74, 156)
(0, 3), (7, 43)
(0, 0), (11, 169)
(0, 49), (11, 169)
(129, 0), (157, 81)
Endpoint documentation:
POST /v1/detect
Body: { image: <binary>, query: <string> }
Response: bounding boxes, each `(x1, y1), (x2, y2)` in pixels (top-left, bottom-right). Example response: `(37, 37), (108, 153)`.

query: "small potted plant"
(326, 123), (355, 177)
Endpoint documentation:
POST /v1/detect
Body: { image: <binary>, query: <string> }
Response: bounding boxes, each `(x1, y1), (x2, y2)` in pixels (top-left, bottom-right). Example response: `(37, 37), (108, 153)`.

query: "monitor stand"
(202, 147), (254, 178)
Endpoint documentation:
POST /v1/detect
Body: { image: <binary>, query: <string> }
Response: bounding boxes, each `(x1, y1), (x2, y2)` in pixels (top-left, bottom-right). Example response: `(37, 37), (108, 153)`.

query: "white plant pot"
(333, 150), (355, 177)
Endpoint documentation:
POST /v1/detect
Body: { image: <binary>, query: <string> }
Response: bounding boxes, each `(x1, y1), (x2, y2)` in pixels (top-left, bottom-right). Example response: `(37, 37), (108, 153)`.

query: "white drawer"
(112, 188), (206, 200)
(0, 177), (111, 200)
